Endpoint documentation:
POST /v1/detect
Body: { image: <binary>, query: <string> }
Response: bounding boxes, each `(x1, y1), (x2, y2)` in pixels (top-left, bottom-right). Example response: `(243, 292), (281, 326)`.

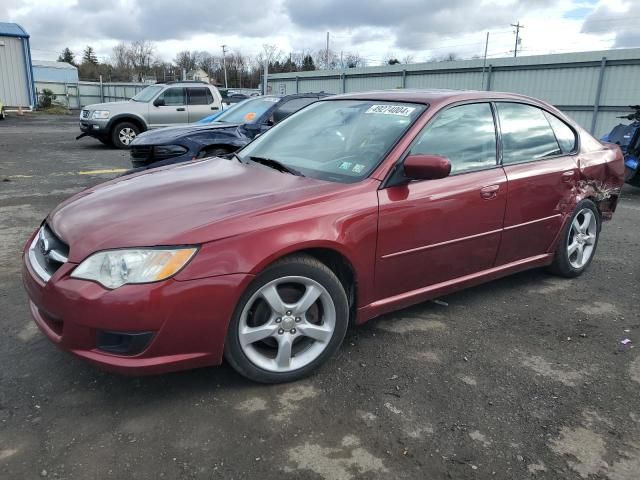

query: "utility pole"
(481, 31), (490, 89)
(221, 44), (228, 88)
(326, 32), (330, 69)
(511, 22), (524, 58)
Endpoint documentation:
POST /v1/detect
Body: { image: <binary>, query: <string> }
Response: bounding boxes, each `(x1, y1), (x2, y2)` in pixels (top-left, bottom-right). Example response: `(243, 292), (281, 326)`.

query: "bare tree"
(402, 55), (415, 64)
(343, 52), (366, 68)
(174, 50), (198, 74)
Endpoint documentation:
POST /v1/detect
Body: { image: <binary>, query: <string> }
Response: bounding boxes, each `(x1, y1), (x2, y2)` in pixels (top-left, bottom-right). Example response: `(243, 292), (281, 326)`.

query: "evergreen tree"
(82, 46), (99, 65)
(57, 47), (76, 66)
(301, 54), (315, 71)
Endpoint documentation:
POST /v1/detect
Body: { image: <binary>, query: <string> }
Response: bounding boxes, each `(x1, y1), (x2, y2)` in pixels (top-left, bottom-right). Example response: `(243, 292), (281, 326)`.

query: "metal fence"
(34, 80), (150, 109)
(267, 48), (640, 137)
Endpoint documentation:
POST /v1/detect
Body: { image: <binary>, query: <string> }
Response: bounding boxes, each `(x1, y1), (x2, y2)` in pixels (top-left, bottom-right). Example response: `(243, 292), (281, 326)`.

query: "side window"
(188, 87), (213, 106)
(410, 103), (497, 174)
(497, 103), (561, 164)
(272, 97), (318, 123)
(544, 112), (577, 154)
(158, 87), (185, 106)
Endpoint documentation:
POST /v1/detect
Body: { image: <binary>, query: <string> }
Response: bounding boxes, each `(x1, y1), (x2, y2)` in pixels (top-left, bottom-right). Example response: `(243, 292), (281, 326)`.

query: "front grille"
(130, 146), (153, 163)
(28, 224), (69, 282)
(80, 109), (90, 119)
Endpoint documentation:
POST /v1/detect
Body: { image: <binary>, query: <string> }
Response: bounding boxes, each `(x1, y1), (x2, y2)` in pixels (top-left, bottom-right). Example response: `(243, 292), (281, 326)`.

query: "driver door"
(375, 102), (507, 299)
(148, 87), (188, 127)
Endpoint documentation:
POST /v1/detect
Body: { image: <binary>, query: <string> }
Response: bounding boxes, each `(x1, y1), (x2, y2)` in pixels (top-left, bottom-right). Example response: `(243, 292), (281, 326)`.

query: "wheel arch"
(108, 114), (148, 134)
(252, 243), (359, 325)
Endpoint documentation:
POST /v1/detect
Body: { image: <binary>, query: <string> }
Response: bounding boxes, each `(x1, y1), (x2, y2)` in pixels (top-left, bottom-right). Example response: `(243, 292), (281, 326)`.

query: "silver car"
(78, 81), (224, 149)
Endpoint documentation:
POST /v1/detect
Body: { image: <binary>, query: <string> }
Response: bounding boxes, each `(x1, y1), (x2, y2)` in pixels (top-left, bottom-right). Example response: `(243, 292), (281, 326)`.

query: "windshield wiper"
(248, 156), (304, 176)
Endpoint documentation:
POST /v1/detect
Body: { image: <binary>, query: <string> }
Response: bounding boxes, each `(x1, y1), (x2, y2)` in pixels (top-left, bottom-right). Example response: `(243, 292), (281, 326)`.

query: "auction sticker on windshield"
(365, 104), (416, 116)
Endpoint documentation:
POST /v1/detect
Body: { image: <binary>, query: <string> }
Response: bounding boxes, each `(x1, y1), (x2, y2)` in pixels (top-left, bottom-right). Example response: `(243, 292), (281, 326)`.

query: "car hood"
(132, 123), (241, 145)
(84, 101), (132, 111)
(48, 158), (344, 262)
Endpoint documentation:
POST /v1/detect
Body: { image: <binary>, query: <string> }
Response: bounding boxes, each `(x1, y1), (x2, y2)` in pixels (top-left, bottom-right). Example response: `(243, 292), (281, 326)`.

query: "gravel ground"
(1, 113), (640, 480)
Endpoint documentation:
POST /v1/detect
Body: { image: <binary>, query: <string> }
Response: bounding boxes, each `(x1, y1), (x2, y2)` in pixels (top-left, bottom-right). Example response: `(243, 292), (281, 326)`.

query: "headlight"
(92, 110), (110, 120)
(71, 247), (197, 289)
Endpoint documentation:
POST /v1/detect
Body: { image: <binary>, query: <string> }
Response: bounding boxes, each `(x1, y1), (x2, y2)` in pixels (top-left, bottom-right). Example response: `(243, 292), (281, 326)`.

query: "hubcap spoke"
(579, 211), (592, 233)
(584, 234), (596, 245)
(297, 323), (333, 343)
(239, 324), (277, 346)
(576, 244), (585, 266)
(275, 335), (293, 369)
(260, 284), (286, 313)
(293, 284), (322, 315)
(568, 241), (579, 256)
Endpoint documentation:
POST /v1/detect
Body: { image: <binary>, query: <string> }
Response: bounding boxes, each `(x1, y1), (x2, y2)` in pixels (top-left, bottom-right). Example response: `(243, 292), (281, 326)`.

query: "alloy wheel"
(238, 276), (336, 373)
(118, 127), (136, 145)
(567, 208), (597, 269)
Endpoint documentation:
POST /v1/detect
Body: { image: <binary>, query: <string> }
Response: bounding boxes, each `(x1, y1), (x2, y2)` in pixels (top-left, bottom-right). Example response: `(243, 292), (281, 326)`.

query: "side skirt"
(355, 253), (554, 324)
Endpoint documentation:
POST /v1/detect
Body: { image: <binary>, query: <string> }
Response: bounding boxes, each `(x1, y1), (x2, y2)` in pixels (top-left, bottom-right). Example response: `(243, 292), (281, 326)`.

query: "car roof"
(326, 88), (543, 106)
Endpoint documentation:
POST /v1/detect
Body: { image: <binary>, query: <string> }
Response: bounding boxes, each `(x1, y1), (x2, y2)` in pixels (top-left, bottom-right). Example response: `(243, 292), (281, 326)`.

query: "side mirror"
(403, 154), (451, 180)
(154, 98), (165, 107)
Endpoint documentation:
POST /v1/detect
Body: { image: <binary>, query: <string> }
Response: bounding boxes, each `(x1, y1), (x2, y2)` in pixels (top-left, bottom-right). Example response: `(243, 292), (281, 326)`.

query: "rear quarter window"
(544, 112), (577, 154)
(497, 102), (561, 164)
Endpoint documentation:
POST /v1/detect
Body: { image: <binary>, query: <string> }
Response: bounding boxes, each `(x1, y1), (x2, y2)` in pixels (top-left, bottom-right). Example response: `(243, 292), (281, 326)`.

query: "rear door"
(187, 87), (219, 122)
(376, 102), (507, 299)
(494, 102), (579, 265)
(148, 87), (188, 127)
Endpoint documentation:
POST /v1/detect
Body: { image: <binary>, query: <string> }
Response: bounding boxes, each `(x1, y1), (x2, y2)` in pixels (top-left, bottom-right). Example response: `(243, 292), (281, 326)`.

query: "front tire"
(0, 107), (5, 120)
(548, 199), (601, 278)
(224, 254), (349, 383)
(111, 121), (140, 149)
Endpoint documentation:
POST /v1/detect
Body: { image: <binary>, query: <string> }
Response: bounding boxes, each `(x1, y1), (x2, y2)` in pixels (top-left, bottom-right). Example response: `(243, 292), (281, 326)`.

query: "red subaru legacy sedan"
(23, 90), (624, 383)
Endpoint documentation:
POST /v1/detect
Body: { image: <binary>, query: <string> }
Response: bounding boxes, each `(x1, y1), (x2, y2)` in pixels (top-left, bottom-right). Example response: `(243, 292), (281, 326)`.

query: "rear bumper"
(22, 249), (253, 375)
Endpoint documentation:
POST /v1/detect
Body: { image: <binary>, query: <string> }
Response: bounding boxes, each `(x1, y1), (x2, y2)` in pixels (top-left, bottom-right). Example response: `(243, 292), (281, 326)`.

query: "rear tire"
(548, 199), (601, 278)
(111, 121), (140, 149)
(224, 254), (349, 383)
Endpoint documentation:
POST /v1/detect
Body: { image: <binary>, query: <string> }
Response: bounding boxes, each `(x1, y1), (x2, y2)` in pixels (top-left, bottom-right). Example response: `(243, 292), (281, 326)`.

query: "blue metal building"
(0, 22), (36, 109)
(32, 59), (78, 83)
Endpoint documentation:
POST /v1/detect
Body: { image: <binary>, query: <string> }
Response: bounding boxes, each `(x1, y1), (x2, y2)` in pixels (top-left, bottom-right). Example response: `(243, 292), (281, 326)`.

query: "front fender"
(106, 113), (149, 132)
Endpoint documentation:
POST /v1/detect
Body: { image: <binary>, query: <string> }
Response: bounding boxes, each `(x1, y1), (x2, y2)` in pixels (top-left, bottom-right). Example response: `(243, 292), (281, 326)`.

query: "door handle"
(562, 170), (575, 183)
(480, 184), (500, 200)
(176, 107), (186, 112)
(211, 106), (219, 110)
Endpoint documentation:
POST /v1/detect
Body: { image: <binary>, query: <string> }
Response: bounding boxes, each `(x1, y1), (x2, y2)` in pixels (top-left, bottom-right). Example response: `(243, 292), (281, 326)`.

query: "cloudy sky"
(1, 0), (637, 65)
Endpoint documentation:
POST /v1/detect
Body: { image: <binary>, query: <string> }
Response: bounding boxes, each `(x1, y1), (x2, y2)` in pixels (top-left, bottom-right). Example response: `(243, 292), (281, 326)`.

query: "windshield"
(216, 96), (280, 124)
(238, 100), (425, 183)
(131, 85), (163, 102)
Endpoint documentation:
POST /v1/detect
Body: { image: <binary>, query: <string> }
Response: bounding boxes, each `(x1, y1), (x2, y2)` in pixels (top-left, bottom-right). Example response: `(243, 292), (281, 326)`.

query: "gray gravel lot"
(1, 113), (640, 479)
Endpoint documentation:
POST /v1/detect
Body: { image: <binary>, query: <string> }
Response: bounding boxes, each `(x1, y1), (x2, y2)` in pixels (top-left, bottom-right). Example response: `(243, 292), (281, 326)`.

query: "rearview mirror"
(403, 154), (451, 180)
(154, 98), (165, 107)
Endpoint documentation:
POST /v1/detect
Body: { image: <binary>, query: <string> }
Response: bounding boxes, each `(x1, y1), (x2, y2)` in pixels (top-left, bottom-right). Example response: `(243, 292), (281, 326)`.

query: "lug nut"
(290, 328), (296, 334)
(275, 317), (281, 323)
(286, 311), (292, 315)
(295, 317), (301, 322)
(278, 328), (284, 335)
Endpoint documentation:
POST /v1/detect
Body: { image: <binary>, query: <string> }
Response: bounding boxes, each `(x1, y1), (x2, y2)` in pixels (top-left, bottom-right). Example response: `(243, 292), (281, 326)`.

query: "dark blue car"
(129, 93), (328, 170)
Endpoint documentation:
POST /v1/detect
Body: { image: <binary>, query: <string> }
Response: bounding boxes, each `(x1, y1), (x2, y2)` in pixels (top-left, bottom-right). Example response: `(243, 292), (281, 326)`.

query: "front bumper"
(79, 119), (109, 138)
(22, 243), (253, 375)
